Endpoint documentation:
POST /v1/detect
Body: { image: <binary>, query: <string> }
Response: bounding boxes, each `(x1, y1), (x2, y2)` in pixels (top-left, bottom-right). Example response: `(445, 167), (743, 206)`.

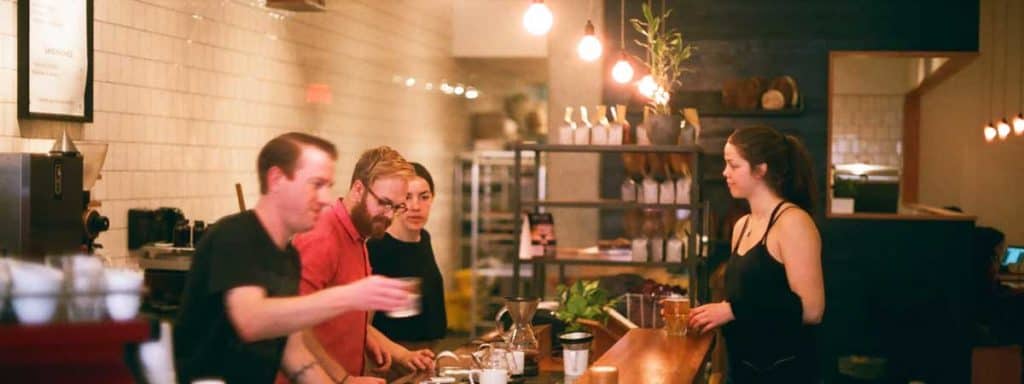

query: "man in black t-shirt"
(173, 133), (414, 384)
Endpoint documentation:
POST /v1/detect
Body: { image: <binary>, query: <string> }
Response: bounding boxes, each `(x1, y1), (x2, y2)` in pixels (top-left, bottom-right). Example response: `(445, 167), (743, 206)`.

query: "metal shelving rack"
(511, 143), (711, 304)
(455, 151), (543, 338)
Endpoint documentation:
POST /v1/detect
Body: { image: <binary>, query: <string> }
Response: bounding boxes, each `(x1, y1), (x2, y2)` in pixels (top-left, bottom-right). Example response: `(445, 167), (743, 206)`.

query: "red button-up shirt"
(293, 199), (371, 376)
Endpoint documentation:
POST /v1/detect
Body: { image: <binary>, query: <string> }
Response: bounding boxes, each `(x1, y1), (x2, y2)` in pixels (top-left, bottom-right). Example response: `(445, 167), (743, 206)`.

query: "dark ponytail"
(728, 126), (817, 214)
(783, 134), (817, 214)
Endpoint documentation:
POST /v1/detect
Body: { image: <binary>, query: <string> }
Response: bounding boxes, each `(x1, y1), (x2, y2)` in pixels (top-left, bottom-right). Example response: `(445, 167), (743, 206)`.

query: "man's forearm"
(281, 332), (335, 384)
(228, 286), (351, 341)
(303, 329), (350, 382)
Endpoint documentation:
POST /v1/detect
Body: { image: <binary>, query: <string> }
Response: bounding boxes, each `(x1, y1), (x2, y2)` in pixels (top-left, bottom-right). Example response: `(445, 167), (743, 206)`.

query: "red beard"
(352, 196), (392, 239)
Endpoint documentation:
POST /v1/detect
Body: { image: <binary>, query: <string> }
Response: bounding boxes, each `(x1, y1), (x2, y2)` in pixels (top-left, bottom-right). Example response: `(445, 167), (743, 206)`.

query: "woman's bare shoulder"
(773, 204), (820, 244)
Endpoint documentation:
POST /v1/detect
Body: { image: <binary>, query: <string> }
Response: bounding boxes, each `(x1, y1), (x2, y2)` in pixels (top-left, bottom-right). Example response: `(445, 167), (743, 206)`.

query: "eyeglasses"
(365, 186), (408, 216)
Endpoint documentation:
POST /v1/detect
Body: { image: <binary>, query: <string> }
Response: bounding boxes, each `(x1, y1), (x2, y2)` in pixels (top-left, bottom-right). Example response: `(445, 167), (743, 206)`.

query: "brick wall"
(0, 0), (470, 283)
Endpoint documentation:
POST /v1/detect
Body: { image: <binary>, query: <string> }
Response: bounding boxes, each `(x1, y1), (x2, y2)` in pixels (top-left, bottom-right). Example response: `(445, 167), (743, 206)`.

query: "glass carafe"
(495, 296), (539, 376)
(496, 297), (539, 350)
(474, 344), (515, 384)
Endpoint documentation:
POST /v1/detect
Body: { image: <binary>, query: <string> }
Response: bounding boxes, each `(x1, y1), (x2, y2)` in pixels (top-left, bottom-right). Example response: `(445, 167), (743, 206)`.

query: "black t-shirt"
(368, 231), (447, 341)
(173, 210), (300, 384)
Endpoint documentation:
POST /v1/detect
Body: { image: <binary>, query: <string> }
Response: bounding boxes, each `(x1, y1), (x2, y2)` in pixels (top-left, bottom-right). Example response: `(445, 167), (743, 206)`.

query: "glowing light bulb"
(577, 36), (602, 62)
(654, 87), (670, 105)
(612, 55), (634, 84)
(440, 82), (453, 95)
(465, 86), (479, 100)
(454, 84), (465, 96)
(983, 122), (997, 142)
(637, 75), (657, 98)
(404, 77), (416, 87)
(523, 1), (553, 36)
(997, 119), (1011, 139)
(1013, 113), (1024, 136)
(576, 20), (602, 62)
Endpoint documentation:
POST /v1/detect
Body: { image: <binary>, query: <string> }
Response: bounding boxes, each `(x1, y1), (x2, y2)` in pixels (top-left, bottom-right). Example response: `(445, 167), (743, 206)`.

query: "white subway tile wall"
(0, 0), (469, 282)
(831, 95), (904, 167)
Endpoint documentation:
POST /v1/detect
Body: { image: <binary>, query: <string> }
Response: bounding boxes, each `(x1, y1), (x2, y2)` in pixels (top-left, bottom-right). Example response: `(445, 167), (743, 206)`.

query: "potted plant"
(630, 2), (696, 145)
(554, 280), (620, 332)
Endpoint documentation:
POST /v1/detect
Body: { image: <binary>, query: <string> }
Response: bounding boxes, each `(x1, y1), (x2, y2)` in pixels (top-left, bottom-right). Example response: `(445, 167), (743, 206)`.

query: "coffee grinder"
(0, 129), (109, 259)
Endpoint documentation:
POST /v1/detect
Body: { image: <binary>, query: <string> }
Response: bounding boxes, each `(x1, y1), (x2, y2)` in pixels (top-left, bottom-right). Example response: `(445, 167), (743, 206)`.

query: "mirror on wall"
(828, 53), (959, 215)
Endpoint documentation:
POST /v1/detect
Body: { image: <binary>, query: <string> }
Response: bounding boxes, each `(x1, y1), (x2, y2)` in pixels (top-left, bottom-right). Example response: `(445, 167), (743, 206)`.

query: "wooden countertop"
(574, 328), (713, 384)
(395, 328), (713, 384)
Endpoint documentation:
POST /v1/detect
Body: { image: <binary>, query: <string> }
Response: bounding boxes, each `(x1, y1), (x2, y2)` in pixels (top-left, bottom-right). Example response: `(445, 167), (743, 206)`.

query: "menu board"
(18, 0), (93, 121)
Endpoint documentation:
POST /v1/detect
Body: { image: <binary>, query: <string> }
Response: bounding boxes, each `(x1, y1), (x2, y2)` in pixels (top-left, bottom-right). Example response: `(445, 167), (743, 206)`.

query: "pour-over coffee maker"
(495, 296), (540, 377)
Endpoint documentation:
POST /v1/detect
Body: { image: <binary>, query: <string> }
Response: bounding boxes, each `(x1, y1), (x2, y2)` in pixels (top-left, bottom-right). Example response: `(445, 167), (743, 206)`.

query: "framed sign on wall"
(18, 0), (94, 122)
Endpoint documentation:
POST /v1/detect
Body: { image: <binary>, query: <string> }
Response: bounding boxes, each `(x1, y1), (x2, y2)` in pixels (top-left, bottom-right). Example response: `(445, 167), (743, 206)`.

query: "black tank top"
(723, 201), (818, 382)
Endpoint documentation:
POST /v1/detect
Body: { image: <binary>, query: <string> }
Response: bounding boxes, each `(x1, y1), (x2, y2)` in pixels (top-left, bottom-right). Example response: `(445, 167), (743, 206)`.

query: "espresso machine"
(0, 130), (109, 260)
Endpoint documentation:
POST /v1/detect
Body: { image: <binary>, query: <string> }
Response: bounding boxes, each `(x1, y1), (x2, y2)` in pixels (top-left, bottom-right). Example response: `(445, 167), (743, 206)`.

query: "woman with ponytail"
(688, 126), (824, 383)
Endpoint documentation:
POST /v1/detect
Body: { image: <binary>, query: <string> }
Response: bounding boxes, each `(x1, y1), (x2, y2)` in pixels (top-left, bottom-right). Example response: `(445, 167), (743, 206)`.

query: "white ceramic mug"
(477, 368), (508, 384)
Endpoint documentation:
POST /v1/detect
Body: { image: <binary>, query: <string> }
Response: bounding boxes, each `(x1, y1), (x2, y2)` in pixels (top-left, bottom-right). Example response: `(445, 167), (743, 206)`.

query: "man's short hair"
(257, 132), (338, 194)
(350, 146), (414, 188)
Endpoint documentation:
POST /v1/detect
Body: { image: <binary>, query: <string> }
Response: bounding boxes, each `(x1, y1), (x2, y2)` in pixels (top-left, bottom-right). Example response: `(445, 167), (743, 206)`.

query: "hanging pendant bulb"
(577, 20), (602, 62)
(523, 0), (553, 36)
(612, 53), (634, 84)
(983, 122), (998, 142)
(1013, 113), (1024, 136)
(997, 118), (1011, 140)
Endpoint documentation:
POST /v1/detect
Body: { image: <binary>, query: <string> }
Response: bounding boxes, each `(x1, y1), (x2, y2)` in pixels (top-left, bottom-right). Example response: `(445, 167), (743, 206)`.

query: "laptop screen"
(1003, 245), (1024, 266)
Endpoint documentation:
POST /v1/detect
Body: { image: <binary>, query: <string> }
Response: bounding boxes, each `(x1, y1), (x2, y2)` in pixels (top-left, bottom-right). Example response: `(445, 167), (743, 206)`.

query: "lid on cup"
(559, 331), (593, 345)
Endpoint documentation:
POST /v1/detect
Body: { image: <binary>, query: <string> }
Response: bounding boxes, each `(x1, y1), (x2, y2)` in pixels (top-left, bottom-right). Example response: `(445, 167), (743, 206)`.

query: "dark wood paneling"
(601, 0), (980, 381)
(822, 218), (975, 383)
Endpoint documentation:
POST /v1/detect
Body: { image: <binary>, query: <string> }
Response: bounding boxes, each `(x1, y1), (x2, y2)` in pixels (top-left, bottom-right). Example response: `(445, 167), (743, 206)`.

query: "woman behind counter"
(688, 126), (825, 383)
(368, 162), (447, 350)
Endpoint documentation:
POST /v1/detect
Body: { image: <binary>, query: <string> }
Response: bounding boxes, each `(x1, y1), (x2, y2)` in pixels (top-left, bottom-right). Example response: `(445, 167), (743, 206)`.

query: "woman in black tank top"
(687, 126), (824, 383)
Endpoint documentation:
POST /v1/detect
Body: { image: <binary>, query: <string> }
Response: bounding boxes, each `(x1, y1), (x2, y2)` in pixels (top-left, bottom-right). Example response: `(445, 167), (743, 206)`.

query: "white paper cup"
(105, 268), (143, 321)
(386, 277), (421, 318)
(13, 296), (59, 324)
(9, 261), (63, 325)
(9, 260), (63, 293)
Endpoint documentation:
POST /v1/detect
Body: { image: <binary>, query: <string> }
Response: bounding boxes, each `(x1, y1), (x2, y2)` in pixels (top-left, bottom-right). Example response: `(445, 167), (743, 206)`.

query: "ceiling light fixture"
(611, 0), (633, 83)
(523, 0), (553, 36)
(577, 20), (602, 62)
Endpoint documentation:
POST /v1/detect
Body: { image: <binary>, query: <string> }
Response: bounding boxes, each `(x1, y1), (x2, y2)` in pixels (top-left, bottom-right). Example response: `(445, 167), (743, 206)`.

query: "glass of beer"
(660, 295), (690, 336)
